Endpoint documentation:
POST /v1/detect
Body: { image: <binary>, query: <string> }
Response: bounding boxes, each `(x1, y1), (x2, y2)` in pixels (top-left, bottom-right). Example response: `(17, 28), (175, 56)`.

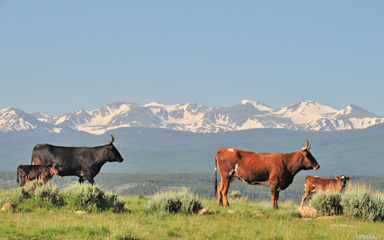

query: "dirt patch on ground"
(298, 206), (317, 218)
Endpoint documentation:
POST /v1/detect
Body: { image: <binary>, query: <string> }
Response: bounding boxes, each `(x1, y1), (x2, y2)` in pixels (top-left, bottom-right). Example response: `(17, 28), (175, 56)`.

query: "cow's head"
(335, 175), (351, 189)
(105, 135), (124, 163)
(299, 141), (320, 170)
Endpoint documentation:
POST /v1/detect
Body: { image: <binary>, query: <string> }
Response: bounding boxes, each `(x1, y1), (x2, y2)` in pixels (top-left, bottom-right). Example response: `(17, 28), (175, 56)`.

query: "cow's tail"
(214, 149), (221, 199)
(16, 169), (19, 184)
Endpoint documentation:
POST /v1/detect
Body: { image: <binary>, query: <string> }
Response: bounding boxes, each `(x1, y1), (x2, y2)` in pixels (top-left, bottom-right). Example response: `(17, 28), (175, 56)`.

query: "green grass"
(1, 195), (384, 240)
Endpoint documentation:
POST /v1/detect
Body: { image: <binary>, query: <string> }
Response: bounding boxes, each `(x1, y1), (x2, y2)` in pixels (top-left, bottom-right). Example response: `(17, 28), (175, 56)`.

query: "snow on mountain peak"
(0, 107), (47, 132)
(1, 100), (383, 134)
(144, 102), (166, 107)
(332, 105), (378, 119)
(275, 100), (338, 124)
(240, 99), (273, 112)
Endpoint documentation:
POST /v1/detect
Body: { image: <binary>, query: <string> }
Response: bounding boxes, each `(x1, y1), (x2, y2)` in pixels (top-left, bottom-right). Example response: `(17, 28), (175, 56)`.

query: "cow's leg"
(221, 178), (231, 207)
(270, 180), (280, 209)
(217, 173), (231, 207)
(271, 188), (279, 209)
(217, 181), (224, 207)
(82, 172), (95, 185)
(300, 190), (311, 207)
(78, 177), (85, 184)
(87, 178), (95, 185)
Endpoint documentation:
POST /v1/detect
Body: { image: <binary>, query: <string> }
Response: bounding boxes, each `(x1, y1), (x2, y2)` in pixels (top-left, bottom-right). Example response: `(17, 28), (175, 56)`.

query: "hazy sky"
(1, 1), (383, 116)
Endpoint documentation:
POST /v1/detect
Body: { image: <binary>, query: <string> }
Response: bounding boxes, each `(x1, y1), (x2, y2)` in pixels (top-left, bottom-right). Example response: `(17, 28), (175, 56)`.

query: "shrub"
(1, 181), (125, 213)
(230, 191), (243, 200)
(310, 191), (342, 216)
(372, 194), (384, 221)
(147, 191), (203, 214)
(60, 183), (126, 213)
(0, 180), (63, 210)
(0, 187), (24, 206)
(19, 180), (62, 206)
(366, 195), (384, 222)
(32, 182), (64, 206)
(341, 190), (370, 219)
(341, 190), (384, 222)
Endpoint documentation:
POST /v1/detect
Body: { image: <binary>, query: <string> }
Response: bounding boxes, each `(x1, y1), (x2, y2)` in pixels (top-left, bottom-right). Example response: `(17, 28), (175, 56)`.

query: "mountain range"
(1, 100), (383, 134)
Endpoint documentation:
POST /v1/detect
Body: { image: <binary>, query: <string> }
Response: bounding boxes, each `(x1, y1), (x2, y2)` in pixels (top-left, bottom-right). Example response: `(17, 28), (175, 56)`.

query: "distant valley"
(1, 125), (384, 177)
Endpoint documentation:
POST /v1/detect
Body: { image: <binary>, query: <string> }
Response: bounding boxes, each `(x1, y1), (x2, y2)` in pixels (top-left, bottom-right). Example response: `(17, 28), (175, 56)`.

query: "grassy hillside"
(1, 186), (383, 240)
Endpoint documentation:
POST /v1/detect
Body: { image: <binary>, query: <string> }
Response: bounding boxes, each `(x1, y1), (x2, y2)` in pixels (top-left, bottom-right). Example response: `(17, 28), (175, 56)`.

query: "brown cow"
(300, 175), (351, 206)
(214, 141), (320, 209)
(16, 164), (59, 187)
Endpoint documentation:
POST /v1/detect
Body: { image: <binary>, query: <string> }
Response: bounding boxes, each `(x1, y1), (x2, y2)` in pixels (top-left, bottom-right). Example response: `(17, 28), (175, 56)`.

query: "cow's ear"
(347, 176), (351, 181)
(334, 176), (339, 180)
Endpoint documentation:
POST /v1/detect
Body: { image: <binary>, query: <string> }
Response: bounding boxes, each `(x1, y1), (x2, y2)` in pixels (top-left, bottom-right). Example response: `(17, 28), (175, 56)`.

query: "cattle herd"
(17, 136), (351, 209)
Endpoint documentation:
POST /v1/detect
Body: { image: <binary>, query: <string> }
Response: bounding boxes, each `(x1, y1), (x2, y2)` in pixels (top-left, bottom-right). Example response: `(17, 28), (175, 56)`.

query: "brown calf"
(16, 164), (59, 187)
(214, 141), (320, 209)
(300, 175), (351, 206)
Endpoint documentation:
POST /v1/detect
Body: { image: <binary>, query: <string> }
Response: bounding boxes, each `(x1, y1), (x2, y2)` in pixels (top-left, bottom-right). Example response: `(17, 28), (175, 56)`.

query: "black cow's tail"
(16, 169), (19, 184)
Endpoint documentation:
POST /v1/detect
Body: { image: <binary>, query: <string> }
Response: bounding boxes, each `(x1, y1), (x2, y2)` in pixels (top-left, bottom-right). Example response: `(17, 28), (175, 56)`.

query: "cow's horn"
(108, 135), (114, 145)
(302, 140), (310, 151)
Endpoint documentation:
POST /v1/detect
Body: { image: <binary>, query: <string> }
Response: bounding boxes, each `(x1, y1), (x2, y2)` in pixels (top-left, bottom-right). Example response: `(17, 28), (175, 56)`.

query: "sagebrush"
(60, 183), (126, 213)
(310, 191), (342, 216)
(310, 186), (384, 222)
(147, 190), (203, 214)
(341, 190), (384, 222)
(0, 180), (63, 211)
(0, 180), (125, 213)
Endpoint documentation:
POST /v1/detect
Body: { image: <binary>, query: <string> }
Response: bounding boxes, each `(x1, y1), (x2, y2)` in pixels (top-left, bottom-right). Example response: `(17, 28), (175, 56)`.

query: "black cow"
(31, 135), (123, 184)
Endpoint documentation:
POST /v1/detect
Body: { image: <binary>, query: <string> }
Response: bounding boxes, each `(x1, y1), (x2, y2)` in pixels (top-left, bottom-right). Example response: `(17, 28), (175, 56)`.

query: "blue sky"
(1, 1), (383, 116)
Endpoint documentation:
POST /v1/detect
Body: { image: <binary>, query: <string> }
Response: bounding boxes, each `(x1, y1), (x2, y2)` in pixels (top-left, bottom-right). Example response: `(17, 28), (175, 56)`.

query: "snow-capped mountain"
(0, 107), (62, 133)
(1, 100), (384, 134)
